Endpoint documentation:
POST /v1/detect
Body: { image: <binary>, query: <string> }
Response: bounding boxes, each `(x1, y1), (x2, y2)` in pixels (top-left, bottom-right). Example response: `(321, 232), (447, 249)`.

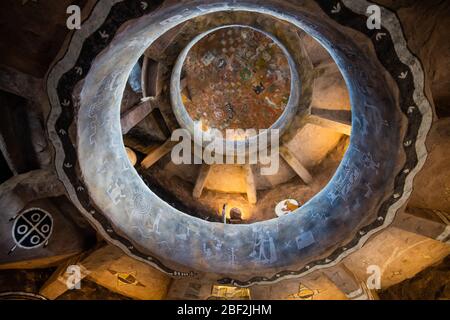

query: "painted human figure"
(250, 229), (277, 264)
(107, 180), (126, 205)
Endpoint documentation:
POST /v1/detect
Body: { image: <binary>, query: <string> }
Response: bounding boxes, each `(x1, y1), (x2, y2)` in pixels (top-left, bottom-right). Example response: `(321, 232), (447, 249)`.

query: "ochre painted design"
(107, 269), (146, 287)
(182, 26), (290, 134)
(286, 284), (320, 300)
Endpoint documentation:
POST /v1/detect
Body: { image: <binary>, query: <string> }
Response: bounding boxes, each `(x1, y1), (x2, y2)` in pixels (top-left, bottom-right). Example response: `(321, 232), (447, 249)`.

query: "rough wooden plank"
(141, 58), (166, 98)
(154, 99), (180, 133)
(311, 107), (351, 125)
(39, 242), (172, 300)
(0, 170), (65, 215)
(120, 98), (155, 134)
(307, 114), (352, 136)
(39, 254), (87, 300)
(250, 273), (348, 300)
(123, 136), (160, 155)
(166, 278), (214, 300)
(280, 145), (313, 184)
(244, 164), (257, 204)
(192, 164), (212, 199)
(143, 21), (189, 59)
(313, 61), (337, 75)
(26, 105), (52, 169)
(322, 264), (377, 300)
(0, 66), (43, 101)
(80, 245), (172, 300)
(0, 253), (79, 270)
(308, 106), (351, 136)
(393, 208), (450, 244)
(140, 139), (177, 169)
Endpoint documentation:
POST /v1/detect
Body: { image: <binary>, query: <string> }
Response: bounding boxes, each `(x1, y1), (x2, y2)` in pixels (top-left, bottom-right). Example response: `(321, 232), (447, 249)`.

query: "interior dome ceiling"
(45, 0), (432, 286)
(179, 25), (292, 133)
(170, 22), (301, 156)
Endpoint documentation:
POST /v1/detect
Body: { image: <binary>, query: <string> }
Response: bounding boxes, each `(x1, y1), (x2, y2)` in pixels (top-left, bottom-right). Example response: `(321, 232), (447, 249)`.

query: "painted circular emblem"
(11, 208), (53, 250)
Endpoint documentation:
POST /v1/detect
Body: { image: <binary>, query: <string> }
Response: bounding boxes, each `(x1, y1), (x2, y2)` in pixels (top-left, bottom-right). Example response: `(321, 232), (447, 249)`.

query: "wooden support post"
(322, 264), (377, 300)
(144, 21), (189, 59)
(40, 244), (172, 300)
(49, 244), (172, 300)
(307, 114), (351, 136)
(140, 139), (177, 169)
(311, 107), (351, 125)
(0, 170), (65, 216)
(120, 98), (155, 134)
(141, 58), (166, 98)
(193, 164), (212, 199)
(153, 99), (180, 134)
(39, 254), (89, 300)
(0, 133), (17, 176)
(392, 208), (450, 244)
(244, 164), (257, 204)
(0, 66), (43, 101)
(280, 145), (313, 184)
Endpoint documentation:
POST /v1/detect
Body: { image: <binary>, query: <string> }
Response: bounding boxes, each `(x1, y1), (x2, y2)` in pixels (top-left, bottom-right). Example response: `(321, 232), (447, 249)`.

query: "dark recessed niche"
(0, 149), (13, 184)
(0, 90), (39, 174)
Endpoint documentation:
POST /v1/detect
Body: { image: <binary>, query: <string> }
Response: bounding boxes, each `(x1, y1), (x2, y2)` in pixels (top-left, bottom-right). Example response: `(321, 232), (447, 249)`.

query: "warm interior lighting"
(218, 202), (251, 222)
(125, 147), (137, 166)
(209, 285), (251, 300)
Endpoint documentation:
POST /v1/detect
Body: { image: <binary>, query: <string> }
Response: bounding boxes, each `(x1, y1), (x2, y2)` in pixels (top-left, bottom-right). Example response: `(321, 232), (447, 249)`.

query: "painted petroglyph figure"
(354, 116), (369, 136)
(134, 212), (162, 238)
(364, 103), (384, 134)
(229, 247), (237, 267)
(356, 148), (380, 173)
(107, 180), (127, 205)
(176, 225), (191, 242)
(327, 160), (362, 204)
(365, 182), (374, 198)
(202, 242), (213, 259)
(249, 227), (277, 264)
(295, 231), (315, 251)
(131, 192), (151, 215)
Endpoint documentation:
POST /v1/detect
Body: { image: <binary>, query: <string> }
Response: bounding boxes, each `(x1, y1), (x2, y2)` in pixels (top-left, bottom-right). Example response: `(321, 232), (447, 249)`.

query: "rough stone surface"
(379, 254), (450, 300)
(409, 118), (450, 213)
(344, 227), (450, 289)
(374, 0), (450, 118)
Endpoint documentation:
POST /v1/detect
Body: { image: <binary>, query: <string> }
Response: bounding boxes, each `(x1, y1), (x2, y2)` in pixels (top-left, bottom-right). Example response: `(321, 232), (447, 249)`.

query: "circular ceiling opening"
(171, 25), (299, 145)
(180, 25), (291, 135)
(120, 14), (350, 224)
